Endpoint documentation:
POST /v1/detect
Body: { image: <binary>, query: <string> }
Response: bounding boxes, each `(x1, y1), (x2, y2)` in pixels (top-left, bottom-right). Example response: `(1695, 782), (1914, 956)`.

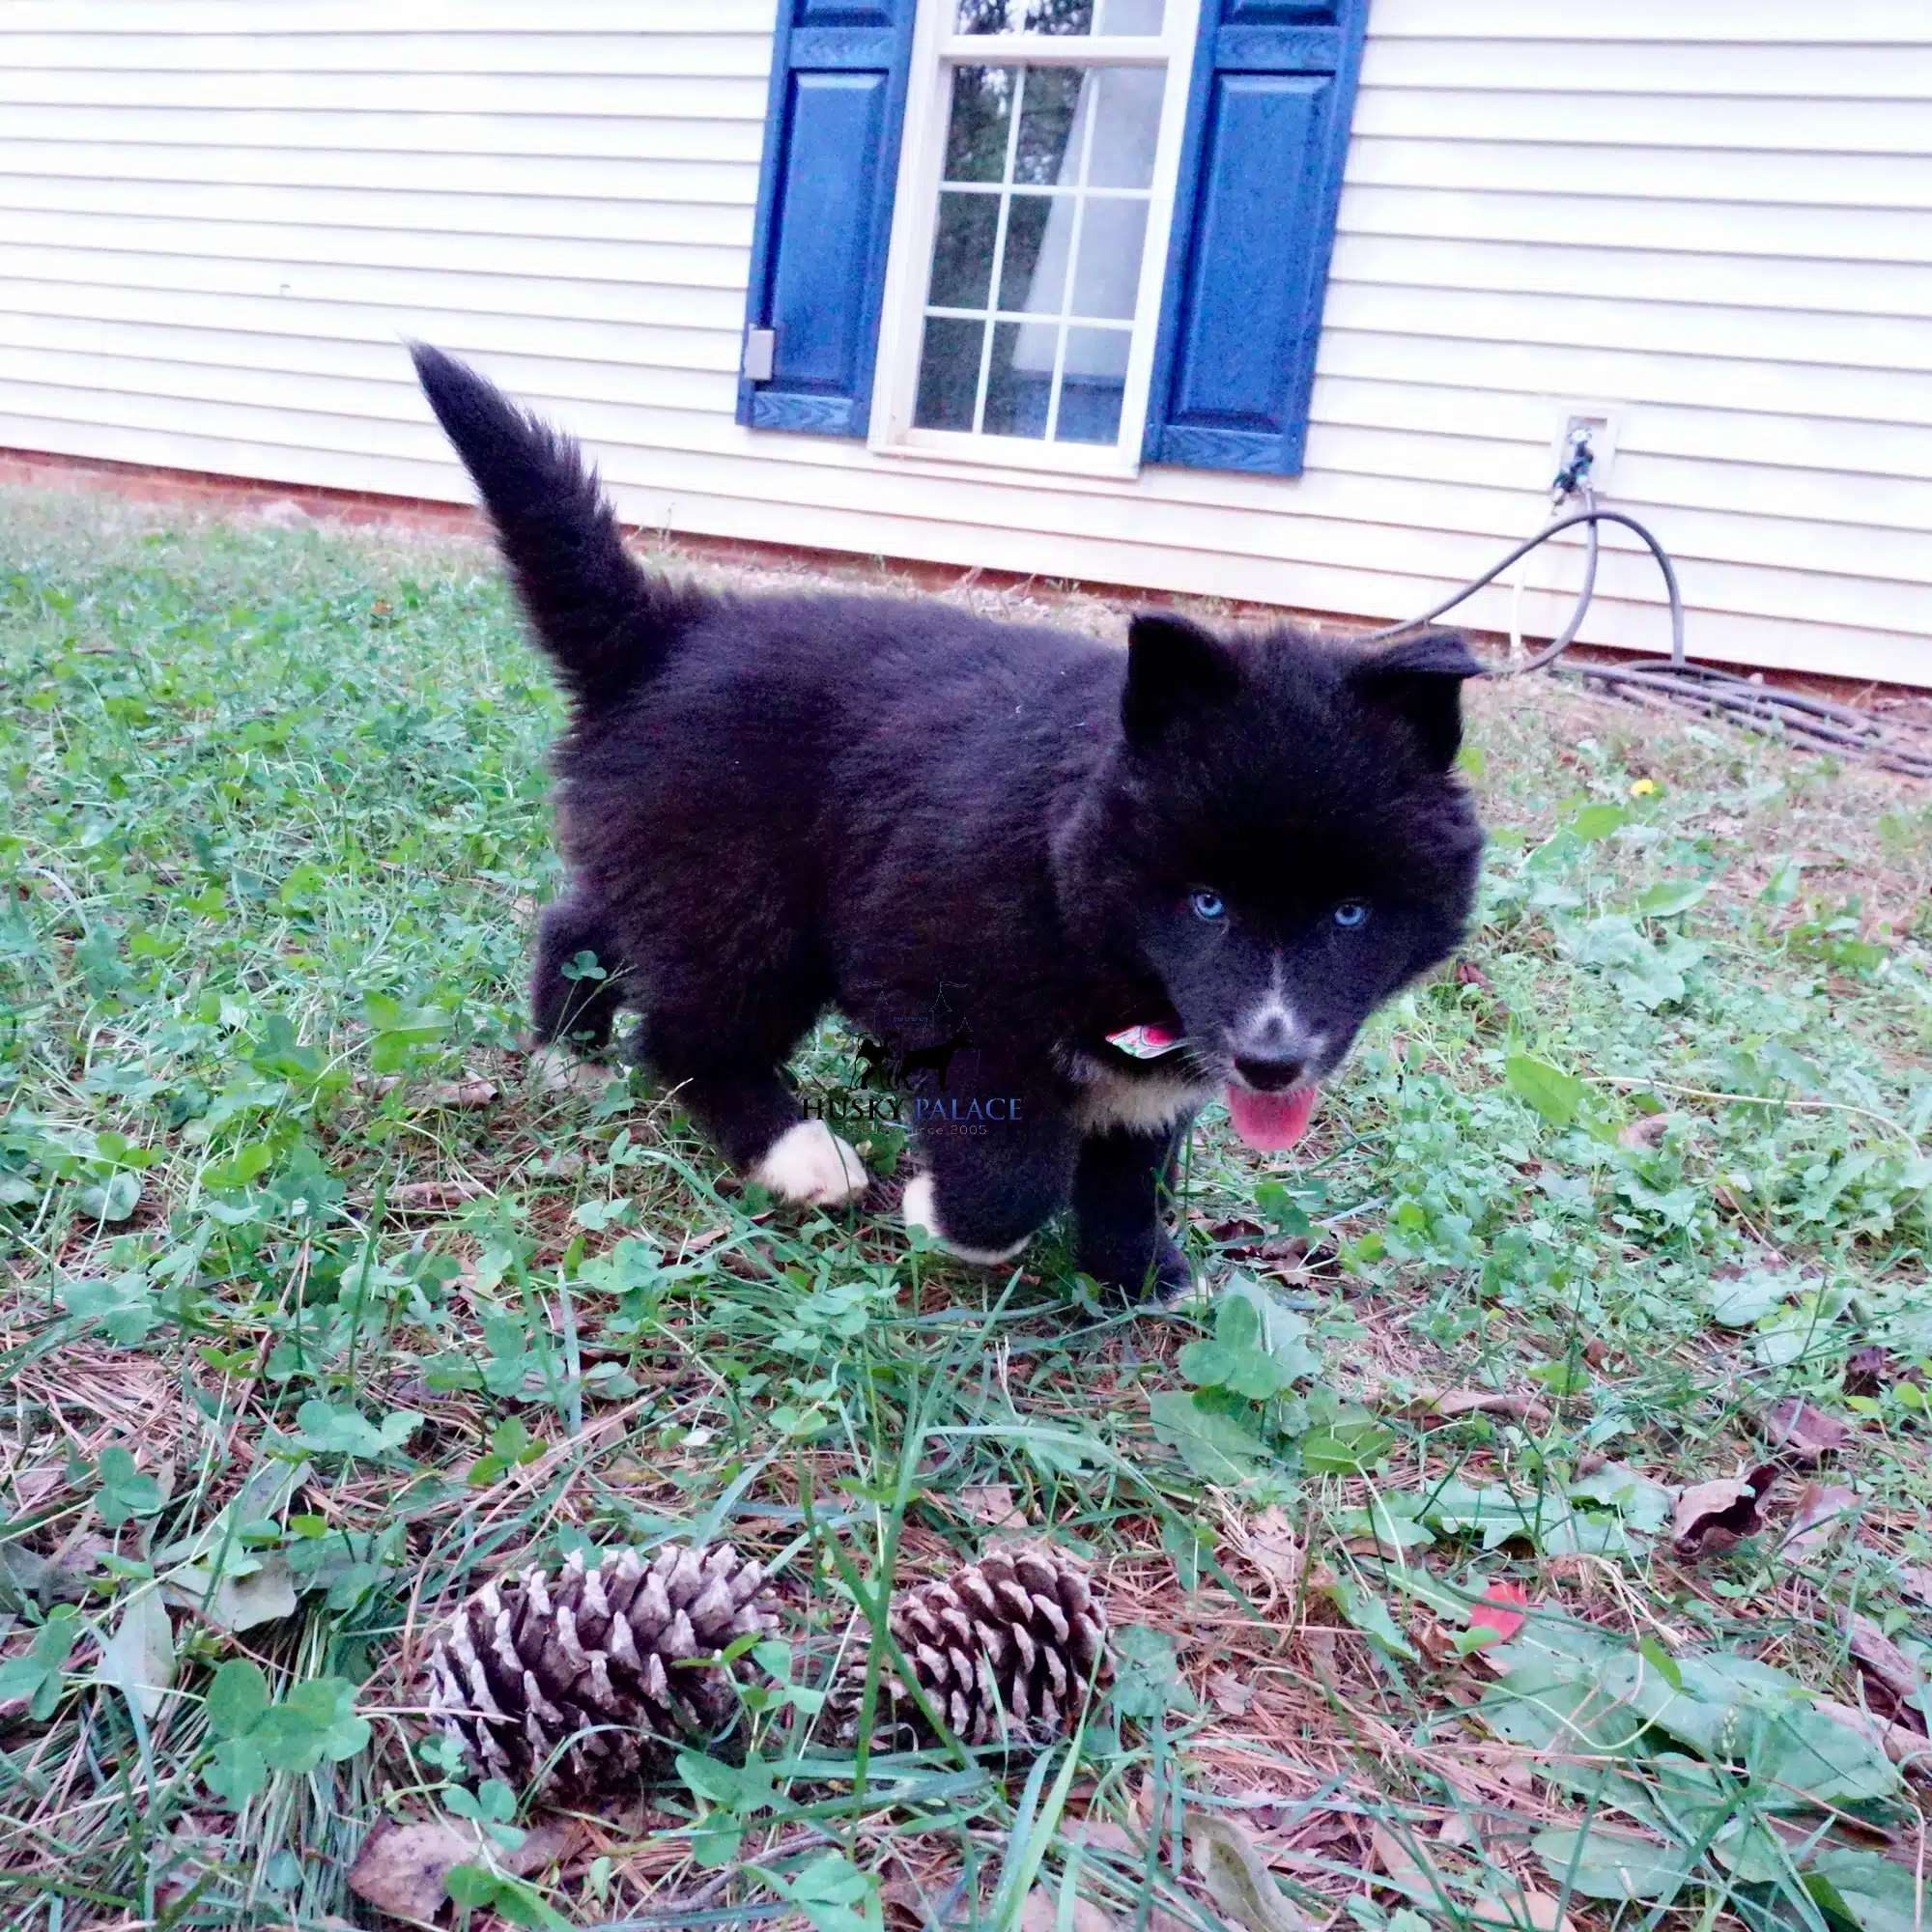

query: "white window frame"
(868, 0), (1205, 480)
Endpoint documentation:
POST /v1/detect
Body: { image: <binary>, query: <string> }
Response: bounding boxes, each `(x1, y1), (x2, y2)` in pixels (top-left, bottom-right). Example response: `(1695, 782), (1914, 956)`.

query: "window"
(873, 0), (1202, 471)
(740, 0), (1370, 479)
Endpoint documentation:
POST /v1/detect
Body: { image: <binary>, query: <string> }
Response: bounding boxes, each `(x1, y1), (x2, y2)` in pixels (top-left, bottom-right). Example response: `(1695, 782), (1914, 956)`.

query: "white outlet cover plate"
(1550, 402), (1621, 494)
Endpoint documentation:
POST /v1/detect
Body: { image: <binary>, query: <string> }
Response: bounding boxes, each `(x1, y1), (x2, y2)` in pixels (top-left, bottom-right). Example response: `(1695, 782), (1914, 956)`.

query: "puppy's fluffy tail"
(412, 342), (698, 706)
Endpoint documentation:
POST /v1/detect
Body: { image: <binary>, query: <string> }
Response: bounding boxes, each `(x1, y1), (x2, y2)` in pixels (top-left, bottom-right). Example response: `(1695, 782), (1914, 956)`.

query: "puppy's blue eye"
(1334, 901), (1369, 928)
(1191, 891), (1226, 923)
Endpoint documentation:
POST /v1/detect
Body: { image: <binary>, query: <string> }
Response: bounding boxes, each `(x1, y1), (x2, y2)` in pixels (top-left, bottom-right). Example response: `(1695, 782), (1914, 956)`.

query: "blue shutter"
(738, 2), (918, 437)
(1142, 0), (1369, 474)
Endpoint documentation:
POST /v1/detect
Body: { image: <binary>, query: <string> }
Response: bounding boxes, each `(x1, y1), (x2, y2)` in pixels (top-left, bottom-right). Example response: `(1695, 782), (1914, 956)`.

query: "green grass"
(2, 485), (1930, 1932)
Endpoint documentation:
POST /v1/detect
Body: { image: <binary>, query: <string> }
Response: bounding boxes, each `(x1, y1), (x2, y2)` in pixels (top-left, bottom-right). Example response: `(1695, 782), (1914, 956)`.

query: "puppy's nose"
(1232, 1007), (1314, 1090)
(1234, 1054), (1306, 1093)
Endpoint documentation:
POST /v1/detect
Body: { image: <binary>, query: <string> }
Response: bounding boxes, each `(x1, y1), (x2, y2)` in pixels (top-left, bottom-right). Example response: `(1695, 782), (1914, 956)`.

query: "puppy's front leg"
(532, 895), (629, 1049)
(1071, 1123), (1195, 1304)
(899, 1084), (1077, 1268)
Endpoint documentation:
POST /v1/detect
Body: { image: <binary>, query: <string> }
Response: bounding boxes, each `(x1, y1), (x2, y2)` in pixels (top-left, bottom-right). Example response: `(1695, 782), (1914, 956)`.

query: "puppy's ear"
(1122, 612), (1240, 743)
(1350, 631), (1486, 769)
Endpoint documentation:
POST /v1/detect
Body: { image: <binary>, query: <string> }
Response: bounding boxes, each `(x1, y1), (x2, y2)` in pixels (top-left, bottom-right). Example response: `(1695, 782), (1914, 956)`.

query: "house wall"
(1, 0), (1928, 685)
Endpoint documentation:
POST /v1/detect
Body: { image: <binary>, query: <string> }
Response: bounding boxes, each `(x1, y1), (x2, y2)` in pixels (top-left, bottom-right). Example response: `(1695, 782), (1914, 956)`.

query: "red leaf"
(1469, 1579), (1531, 1645)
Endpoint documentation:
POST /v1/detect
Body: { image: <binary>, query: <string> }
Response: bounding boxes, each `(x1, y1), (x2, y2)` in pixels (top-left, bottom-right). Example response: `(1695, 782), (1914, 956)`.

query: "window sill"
(868, 429), (1143, 483)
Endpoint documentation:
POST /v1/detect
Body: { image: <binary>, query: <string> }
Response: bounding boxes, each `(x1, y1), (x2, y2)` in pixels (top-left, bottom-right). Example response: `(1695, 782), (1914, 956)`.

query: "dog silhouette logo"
(852, 1024), (976, 1092)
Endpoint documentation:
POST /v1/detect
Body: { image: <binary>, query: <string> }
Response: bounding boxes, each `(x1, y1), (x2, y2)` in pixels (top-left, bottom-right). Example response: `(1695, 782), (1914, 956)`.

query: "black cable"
(1354, 476), (1928, 778)
(1359, 493), (1684, 674)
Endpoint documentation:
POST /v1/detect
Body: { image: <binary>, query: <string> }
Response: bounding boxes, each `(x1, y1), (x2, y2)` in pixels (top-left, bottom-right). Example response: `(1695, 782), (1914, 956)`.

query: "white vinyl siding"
(1, 0), (1928, 686)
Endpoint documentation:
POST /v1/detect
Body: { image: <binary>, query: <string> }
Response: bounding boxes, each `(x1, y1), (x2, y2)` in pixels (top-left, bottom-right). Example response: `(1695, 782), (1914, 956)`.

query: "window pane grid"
(915, 56), (1156, 450)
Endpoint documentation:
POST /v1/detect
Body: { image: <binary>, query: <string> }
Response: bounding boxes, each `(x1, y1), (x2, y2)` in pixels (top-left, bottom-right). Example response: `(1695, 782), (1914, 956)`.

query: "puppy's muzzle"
(1230, 1009), (1320, 1092)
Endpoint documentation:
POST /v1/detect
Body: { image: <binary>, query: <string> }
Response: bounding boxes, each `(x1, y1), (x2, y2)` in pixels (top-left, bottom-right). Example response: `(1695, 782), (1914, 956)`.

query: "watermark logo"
(801, 1020), (1023, 1134)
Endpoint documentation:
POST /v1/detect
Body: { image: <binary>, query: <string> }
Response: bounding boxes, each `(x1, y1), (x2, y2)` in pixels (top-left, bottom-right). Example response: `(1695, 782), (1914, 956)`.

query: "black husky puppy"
(413, 346), (1484, 1301)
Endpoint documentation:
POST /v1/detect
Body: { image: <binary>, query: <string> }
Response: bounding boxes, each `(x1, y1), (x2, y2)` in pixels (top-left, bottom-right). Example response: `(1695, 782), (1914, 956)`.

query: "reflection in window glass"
(1087, 65), (1162, 187)
(998, 195), (1066, 312)
(1096, 0), (1164, 30)
(915, 317), (984, 431)
(1071, 197), (1147, 320)
(1058, 327), (1130, 443)
(953, 0), (1164, 33)
(914, 52), (1163, 447)
(983, 321), (1051, 439)
(944, 66), (1013, 182)
(928, 192), (1000, 308)
(1014, 64), (1083, 184)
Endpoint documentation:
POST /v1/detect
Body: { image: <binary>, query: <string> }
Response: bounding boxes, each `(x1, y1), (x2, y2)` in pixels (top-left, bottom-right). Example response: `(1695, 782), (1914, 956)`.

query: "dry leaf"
(529, 1046), (621, 1096)
(1618, 1114), (1670, 1151)
(95, 1586), (176, 1722)
(1374, 1831), (1576, 1932)
(1454, 959), (1492, 989)
(1763, 1398), (1852, 1465)
(1899, 1565), (1932, 1605)
(1191, 1814), (1314, 1932)
(6, 1465), (63, 1511)
(1021, 1886), (1116, 1932)
(349, 1817), (580, 1922)
(154, 1814), (229, 1912)
(162, 1553), (298, 1633)
(420, 1078), (497, 1110)
(1404, 1390), (1552, 1427)
(1781, 1482), (1858, 1561)
(349, 1819), (483, 1922)
(1843, 1345), (1894, 1398)
(1671, 1478), (1758, 1544)
(1811, 1699), (1932, 1776)
(1207, 1214), (1267, 1243)
(1370, 1822), (1435, 1895)
(1672, 1465), (1776, 1556)
(1846, 1612), (1925, 1714)
(496, 1819), (582, 1878)
(955, 1483), (1027, 1529)
(386, 1178), (486, 1211)
(1237, 1506), (1305, 1593)
(1209, 1670), (1256, 1717)
(1068, 1812), (1186, 1924)
(1470, 1894), (1577, 1932)
(1067, 1818), (1138, 1857)
(1669, 1461), (1770, 1553)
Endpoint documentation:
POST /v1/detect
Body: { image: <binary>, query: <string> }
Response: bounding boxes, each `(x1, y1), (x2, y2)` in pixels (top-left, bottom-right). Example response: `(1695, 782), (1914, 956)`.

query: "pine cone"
(424, 1543), (779, 1796)
(836, 1547), (1111, 1747)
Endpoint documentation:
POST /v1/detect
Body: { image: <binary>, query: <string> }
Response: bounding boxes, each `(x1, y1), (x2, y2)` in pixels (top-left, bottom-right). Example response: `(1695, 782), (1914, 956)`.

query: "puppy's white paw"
(901, 1173), (1031, 1265)
(751, 1120), (868, 1207)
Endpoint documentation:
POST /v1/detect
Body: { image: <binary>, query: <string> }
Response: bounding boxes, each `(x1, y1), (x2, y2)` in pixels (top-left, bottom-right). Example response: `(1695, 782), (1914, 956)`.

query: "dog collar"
(1105, 1023), (1184, 1061)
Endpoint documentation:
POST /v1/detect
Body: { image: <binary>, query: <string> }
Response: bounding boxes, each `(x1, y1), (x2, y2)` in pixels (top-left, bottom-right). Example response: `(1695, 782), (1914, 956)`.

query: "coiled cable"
(1354, 472), (1929, 779)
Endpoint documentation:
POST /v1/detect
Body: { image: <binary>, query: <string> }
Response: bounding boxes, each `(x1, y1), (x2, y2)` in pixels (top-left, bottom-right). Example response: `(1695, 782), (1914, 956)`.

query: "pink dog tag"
(1105, 1023), (1182, 1060)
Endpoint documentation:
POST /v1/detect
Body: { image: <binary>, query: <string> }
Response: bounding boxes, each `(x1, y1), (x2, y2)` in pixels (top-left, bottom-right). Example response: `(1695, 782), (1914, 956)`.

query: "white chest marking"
(1065, 1057), (1215, 1135)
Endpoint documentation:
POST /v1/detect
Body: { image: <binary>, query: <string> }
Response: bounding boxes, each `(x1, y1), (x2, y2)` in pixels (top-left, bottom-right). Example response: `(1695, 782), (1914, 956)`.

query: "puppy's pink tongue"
(1226, 1083), (1319, 1151)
